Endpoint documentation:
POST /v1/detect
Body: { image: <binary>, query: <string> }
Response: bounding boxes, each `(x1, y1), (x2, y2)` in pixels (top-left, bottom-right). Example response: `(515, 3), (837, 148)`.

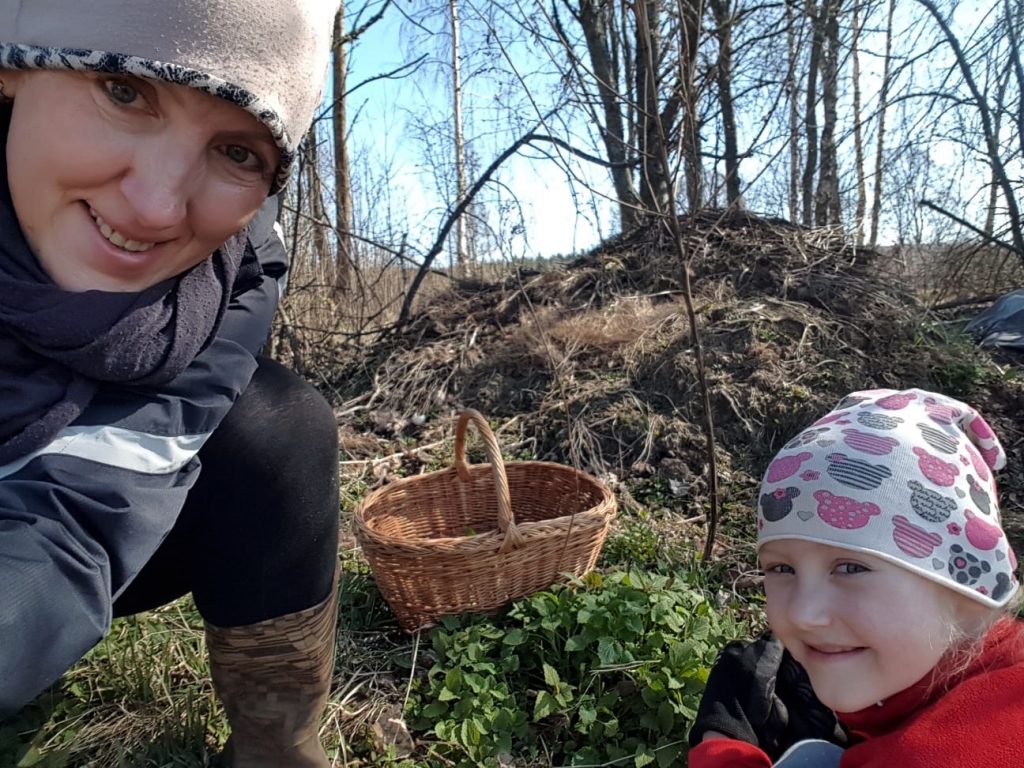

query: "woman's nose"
(119, 141), (198, 232)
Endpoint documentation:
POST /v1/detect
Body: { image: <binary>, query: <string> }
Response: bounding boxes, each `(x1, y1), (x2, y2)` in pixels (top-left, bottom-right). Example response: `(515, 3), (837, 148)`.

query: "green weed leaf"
(543, 663), (561, 689)
(655, 739), (684, 768)
(634, 743), (656, 767)
(534, 690), (560, 721)
(503, 628), (527, 646)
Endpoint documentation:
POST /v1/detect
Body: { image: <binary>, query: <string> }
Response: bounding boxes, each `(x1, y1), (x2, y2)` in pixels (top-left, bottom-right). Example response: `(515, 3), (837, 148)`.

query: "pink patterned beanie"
(757, 388), (1019, 608)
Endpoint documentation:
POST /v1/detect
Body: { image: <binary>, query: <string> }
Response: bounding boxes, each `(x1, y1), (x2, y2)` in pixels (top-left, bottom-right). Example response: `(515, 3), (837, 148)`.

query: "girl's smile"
(760, 539), (982, 713)
(804, 644), (866, 659)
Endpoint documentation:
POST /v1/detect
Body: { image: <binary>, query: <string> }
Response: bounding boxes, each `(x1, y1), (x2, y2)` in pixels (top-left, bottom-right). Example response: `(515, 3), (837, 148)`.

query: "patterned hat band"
(757, 389), (1018, 609)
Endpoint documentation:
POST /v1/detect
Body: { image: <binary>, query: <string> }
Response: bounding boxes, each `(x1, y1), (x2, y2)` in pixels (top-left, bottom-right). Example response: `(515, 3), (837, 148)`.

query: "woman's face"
(761, 539), (986, 713)
(3, 70), (278, 292)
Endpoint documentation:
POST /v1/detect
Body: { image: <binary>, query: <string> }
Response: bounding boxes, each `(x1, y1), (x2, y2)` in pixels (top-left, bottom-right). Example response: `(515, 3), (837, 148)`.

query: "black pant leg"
(112, 357), (339, 626)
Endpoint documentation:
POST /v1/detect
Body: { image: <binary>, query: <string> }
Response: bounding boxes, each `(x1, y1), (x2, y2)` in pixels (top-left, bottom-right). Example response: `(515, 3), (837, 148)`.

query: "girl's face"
(3, 70), (278, 292)
(761, 539), (984, 713)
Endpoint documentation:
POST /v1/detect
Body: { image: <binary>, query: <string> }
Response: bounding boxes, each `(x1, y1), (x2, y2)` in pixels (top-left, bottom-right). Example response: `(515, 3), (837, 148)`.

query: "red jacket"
(688, 619), (1024, 768)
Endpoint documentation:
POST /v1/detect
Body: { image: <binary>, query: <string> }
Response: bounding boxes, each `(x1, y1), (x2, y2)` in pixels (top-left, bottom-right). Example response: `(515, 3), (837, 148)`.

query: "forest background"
(4, 0), (1024, 766)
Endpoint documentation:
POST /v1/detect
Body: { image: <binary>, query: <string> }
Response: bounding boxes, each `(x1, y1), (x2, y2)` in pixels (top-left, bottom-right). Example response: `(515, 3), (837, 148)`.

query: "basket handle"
(454, 409), (525, 553)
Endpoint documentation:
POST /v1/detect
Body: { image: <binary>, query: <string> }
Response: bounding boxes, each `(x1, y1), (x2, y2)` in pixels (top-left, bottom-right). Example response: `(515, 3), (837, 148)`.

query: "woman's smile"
(89, 207), (156, 253)
(79, 202), (167, 281)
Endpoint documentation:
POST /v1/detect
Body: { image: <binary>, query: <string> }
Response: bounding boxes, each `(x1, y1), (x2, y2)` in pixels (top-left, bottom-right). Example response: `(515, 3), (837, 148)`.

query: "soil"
(317, 209), (1024, 566)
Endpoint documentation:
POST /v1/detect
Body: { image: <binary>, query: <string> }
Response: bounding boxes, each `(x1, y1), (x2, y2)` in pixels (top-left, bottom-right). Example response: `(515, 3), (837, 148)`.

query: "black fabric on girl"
(0, 103), (247, 466)
(112, 356), (340, 626)
(689, 631), (849, 760)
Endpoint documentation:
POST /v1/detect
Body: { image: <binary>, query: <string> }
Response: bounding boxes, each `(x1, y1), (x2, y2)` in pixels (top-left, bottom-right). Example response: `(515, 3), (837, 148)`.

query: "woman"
(0, 2), (343, 766)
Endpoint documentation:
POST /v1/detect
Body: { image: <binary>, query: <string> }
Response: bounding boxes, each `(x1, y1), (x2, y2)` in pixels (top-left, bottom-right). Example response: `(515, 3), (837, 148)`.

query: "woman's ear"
(0, 69), (23, 99)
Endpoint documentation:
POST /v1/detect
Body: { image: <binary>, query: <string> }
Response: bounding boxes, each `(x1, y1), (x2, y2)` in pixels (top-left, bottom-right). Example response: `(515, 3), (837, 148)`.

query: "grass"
(0, 599), (224, 767)
(0, 472), (762, 768)
(0, 550), (394, 767)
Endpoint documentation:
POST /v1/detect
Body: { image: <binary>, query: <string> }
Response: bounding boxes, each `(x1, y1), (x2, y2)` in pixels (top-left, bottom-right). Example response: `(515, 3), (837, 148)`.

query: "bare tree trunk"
(1003, 0), (1024, 159)
(814, 0), (841, 227)
(578, 0), (642, 229)
(679, 0), (705, 214)
(802, 0), (823, 228)
(622, 3), (637, 169)
(869, 0), (895, 248)
(710, 0), (741, 206)
(304, 124), (330, 278)
(786, 0), (801, 223)
(984, 63), (1011, 237)
(851, 0), (867, 244)
(332, 8), (352, 293)
(450, 0), (468, 277)
(636, 0), (673, 217)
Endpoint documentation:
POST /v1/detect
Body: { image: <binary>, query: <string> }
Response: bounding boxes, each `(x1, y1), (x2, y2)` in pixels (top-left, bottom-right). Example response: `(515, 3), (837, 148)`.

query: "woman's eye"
(223, 145), (264, 171)
(836, 562), (869, 575)
(104, 79), (139, 105)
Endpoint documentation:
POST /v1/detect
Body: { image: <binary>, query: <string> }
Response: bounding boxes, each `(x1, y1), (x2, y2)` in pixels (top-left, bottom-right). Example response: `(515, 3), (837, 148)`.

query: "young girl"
(688, 388), (1024, 767)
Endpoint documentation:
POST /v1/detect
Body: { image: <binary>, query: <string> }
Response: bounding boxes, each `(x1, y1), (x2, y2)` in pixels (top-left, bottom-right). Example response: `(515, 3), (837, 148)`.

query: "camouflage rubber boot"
(205, 576), (338, 768)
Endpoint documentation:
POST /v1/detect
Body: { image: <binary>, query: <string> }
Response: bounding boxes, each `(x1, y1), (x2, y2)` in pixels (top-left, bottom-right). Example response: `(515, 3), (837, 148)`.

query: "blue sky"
(337, 0), (1007, 264)
(341, 3), (614, 263)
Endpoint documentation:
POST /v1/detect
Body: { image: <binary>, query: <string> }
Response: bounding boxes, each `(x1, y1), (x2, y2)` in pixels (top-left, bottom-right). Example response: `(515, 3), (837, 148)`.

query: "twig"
(634, 4), (721, 563)
(338, 440), (446, 466)
(401, 631), (421, 715)
(919, 200), (1017, 256)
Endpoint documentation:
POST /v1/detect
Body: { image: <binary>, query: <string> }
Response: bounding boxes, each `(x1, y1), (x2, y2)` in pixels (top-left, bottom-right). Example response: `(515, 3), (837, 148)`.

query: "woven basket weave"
(352, 409), (617, 632)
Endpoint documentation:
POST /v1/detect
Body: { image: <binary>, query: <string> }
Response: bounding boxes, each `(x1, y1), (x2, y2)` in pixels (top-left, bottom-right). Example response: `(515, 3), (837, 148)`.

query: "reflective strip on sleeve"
(0, 425), (211, 480)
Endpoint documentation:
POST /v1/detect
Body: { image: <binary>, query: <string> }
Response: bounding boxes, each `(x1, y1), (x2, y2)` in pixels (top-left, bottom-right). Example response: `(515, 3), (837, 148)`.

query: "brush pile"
(316, 209), (1024, 559)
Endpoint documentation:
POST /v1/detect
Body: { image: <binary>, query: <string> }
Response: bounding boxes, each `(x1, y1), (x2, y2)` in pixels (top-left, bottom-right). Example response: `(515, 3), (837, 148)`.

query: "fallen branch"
(390, 123), (640, 333)
(930, 294), (1003, 311)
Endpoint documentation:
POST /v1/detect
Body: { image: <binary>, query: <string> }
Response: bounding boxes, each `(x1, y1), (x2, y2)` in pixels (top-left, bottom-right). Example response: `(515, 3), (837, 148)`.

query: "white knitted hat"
(758, 388), (1019, 608)
(0, 0), (340, 191)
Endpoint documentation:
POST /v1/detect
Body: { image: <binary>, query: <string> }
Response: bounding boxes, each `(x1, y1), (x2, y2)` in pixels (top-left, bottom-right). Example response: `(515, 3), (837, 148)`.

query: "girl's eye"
(836, 562), (869, 575)
(764, 563), (794, 575)
(104, 79), (140, 106)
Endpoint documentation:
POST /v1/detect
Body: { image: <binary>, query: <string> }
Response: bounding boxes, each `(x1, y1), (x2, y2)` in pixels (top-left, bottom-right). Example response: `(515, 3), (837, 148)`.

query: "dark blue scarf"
(0, 105), (245, 465)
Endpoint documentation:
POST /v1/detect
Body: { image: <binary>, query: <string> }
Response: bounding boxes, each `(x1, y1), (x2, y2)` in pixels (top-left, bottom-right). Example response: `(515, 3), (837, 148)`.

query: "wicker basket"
(352, 409), (617, 631)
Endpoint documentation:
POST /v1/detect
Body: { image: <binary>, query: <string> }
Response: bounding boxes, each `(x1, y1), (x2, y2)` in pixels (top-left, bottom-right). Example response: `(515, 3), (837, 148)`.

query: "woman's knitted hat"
(758, 388), (1019, 609)
(0, 0), (340, 192)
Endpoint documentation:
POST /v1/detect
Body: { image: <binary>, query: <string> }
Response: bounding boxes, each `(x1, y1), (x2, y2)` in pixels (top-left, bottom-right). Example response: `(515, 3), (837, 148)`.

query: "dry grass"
(897, 242), (1024, 306)
(1, 549), (419, 767)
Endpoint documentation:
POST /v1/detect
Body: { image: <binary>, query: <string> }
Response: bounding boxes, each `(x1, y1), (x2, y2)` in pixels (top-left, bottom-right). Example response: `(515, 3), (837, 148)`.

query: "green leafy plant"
(406, 569), (757, 767)
(600, 519), (665, 567)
